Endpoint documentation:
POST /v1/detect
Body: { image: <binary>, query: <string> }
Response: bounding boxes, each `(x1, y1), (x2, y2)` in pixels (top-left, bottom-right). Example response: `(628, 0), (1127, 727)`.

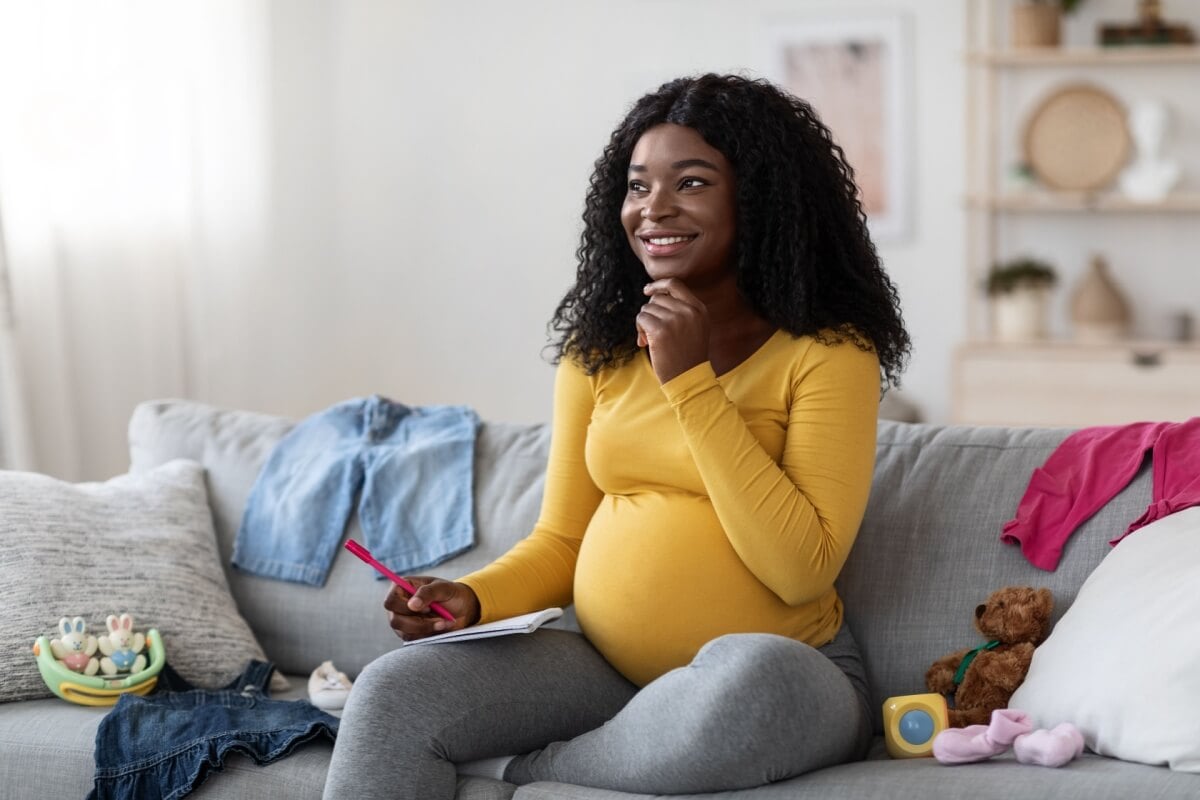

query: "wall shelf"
(961, 339), (1200, 356)
(968, 45), (1200, 67)
(966, 192), (1200, 212)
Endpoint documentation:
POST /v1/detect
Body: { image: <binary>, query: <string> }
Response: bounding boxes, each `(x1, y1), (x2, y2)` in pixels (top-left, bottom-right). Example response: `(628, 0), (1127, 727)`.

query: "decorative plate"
(1023, 83), (1131, 192)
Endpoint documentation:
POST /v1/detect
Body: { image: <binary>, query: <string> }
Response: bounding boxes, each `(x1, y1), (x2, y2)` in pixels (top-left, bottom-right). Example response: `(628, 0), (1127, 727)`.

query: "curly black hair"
(548, 73), (911, 389)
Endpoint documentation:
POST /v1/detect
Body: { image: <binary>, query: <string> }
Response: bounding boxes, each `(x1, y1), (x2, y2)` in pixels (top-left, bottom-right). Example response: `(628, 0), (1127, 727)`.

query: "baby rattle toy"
(882, 693), (950, 758)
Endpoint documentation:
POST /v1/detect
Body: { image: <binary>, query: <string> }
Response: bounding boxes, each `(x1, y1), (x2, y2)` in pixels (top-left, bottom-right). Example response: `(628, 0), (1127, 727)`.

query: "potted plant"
(986, 256), (1058, 342)
(1012, 0), (1087, 48)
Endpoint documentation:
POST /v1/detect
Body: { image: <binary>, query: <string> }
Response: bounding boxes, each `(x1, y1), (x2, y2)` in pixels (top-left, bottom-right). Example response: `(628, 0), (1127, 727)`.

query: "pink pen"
(343, 540), (457, 623)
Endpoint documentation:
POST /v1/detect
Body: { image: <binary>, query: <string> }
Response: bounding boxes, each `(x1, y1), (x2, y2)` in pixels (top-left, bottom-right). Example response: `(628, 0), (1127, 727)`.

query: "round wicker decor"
(1023, 84), (1131, 192)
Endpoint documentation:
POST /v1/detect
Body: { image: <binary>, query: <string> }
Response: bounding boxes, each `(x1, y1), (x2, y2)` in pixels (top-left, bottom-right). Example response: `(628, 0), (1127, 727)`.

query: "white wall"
(221, 0), (967, 429)
(9, 0), (970, 480)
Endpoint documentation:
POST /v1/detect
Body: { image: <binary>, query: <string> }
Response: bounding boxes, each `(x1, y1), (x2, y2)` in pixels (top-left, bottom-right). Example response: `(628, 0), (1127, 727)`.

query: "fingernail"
(434, 621), (447, 631)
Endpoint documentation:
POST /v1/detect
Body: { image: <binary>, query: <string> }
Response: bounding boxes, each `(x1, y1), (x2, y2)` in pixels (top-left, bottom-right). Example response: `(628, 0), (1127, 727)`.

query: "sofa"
(1, 398), (1197, 799)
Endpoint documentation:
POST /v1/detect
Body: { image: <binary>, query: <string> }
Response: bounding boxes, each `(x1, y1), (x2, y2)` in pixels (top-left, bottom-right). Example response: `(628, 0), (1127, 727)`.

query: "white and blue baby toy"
(98, 613), (147, 675)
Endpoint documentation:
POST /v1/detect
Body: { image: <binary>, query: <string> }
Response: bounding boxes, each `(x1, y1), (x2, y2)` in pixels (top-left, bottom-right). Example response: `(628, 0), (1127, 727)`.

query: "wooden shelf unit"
(955, 341), (1200, 427)
(956, 1), (1200, 427)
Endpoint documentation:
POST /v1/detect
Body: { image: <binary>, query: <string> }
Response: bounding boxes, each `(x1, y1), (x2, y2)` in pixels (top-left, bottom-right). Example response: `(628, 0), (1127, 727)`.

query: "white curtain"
(0, 211), (33, 470)
(0, 1), (269, 480)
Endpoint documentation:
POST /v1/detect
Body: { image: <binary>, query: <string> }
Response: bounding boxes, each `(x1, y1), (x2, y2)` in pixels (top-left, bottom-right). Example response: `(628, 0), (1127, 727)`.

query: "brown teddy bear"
(925, 586), (1054, 728)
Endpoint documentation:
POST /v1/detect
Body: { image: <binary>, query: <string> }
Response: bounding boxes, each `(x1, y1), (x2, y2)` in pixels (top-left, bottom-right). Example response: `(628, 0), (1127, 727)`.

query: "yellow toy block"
(882, 693), (949, 758)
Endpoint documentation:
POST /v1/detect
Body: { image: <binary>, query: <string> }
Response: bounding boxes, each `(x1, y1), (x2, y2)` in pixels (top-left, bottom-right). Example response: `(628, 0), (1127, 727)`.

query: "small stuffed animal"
(50, 617), (100, 676)
(925, 586), (1054, 728)
(98, 613), (147, 676)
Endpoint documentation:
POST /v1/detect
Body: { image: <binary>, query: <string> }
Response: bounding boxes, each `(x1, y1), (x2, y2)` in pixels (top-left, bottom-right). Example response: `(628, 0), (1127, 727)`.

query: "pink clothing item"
(1116, 418), (1200, 541)
(1013, 723), (1085, 768)
(933, 710), (1084, 768)
(932, 709), (1032, 764)
(1001, 418), (1200, 571)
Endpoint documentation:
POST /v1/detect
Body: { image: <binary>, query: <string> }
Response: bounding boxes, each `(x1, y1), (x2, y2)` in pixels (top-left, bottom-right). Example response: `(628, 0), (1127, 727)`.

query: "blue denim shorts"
(233, 395), (479, 585)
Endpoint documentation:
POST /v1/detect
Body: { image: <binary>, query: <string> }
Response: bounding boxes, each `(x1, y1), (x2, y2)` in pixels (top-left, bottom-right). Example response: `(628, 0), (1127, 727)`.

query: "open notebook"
(401, 608), (563, 647)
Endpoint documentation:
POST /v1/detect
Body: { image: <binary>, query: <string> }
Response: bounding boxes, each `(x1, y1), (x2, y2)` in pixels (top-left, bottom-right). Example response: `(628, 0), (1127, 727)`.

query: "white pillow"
(0, 460), (274, 703)
(1010, 505), (1200, 772)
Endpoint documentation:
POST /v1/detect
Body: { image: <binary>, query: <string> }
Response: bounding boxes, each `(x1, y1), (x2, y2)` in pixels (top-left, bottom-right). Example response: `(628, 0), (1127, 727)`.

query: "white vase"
(993, 288), (1050, 342)
(1119, 100), (1182, 203)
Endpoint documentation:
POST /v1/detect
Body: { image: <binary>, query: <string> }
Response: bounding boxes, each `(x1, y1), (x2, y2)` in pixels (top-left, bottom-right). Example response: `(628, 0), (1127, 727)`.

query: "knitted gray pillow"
(0, 459), (271, 703)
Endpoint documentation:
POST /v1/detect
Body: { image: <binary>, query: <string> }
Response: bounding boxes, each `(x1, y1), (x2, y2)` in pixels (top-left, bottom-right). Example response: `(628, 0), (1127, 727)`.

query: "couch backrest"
(128, 400), (561, 677)
(840, 421), (1150, 724)
(130, 402), (1148, 705)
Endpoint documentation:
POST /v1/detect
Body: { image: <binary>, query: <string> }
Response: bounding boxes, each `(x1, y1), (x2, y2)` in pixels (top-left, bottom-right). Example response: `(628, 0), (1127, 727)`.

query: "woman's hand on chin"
(636, 278), (710, 384)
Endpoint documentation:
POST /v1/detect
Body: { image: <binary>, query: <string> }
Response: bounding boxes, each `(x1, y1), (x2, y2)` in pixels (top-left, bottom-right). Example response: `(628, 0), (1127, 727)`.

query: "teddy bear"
(925, 586), (1054, 728)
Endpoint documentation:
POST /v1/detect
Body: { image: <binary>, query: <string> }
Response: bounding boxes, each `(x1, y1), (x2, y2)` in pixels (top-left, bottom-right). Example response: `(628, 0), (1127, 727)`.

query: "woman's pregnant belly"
(573, 492), (838, 686)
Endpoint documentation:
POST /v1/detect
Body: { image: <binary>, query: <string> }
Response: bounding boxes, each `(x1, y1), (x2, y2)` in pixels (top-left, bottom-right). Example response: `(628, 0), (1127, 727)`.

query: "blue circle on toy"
(899, 709), (935, 745)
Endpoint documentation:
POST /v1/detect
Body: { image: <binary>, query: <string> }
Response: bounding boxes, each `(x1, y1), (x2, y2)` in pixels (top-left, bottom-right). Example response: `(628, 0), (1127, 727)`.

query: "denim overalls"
(89, 661), (338, 800)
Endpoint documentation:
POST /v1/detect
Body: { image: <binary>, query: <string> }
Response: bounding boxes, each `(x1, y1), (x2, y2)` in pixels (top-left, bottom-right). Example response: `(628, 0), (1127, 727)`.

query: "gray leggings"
(322, 626), (872, 799)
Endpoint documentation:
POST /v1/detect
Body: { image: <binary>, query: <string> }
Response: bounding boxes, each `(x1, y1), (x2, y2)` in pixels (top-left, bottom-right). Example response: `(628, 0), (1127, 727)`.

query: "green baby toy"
(32, 613), (165, 706)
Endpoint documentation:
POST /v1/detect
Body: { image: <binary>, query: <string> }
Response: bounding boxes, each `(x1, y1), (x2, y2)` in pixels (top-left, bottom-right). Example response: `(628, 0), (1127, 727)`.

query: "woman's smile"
(637, 231), (698, 257)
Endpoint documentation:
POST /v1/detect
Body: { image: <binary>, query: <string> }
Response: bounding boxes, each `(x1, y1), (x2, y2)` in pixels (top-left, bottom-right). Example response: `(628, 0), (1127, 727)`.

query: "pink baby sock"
(932, 709), (1033, 764)
(1013, 723), (1085, 767)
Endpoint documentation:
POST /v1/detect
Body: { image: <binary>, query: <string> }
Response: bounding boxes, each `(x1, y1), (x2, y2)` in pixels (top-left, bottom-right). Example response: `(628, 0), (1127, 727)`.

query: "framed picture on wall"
(763, 14), (912, 243)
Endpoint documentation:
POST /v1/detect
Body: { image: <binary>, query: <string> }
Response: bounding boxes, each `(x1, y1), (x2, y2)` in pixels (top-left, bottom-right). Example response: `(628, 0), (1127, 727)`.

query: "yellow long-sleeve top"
(458, 329), (880, 687)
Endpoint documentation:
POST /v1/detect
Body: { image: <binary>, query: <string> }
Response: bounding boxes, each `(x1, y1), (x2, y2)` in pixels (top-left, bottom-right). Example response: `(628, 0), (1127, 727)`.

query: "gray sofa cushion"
(839, 422), (1152, 729)
(0, 675), (516, 800)
(511, 751), (1200, 799)
(0, 682), (334, 799)
(127, 400), (574, 677)
(5, 690), (1187, 800)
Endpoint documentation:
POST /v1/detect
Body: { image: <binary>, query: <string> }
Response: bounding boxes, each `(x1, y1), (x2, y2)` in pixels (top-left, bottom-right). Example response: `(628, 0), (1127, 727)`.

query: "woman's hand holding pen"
(636, 278), (710, 384)
(384, 578), (481, 641)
